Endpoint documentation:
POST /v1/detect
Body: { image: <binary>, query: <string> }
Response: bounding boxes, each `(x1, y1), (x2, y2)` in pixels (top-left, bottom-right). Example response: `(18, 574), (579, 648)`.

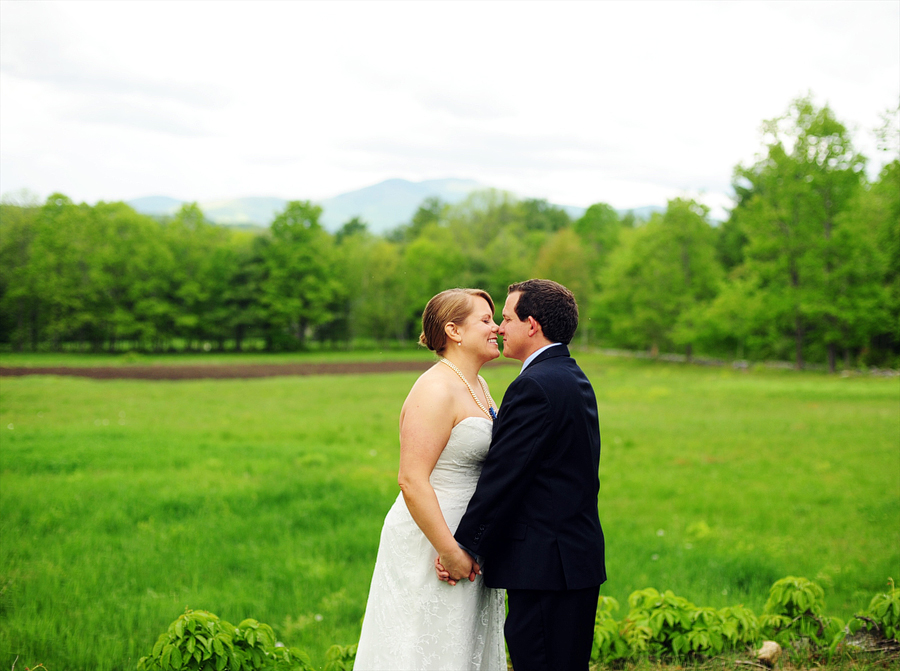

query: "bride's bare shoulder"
(400, 364), (456, 421)
(406, 364), (452, 402)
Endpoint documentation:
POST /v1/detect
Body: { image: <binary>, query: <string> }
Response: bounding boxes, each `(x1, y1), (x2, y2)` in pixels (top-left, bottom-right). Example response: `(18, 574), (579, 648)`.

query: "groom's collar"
(520, 342), (563, 373)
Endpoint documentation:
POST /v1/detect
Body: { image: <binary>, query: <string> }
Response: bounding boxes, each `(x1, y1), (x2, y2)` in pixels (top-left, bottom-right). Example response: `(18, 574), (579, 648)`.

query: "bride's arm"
(397, 376), (477, 582)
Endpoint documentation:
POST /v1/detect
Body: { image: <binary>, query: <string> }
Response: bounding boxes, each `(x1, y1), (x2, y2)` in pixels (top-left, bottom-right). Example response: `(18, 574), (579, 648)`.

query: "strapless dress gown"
(354, 416), (506, 670)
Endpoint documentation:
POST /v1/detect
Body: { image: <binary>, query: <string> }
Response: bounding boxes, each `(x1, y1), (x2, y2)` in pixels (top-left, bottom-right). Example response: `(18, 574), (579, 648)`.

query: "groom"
(439, 279), (606, 670)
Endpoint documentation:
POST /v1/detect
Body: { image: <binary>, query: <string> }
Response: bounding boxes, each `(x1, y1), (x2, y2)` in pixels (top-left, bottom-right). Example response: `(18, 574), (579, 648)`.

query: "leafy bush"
(682, 607), (728, 655)
(763, 575), (827, 619)
(137, 609), (314, 671)
(851, 579), (900, 643)
(322, 643), (357, 671)
(587, 577), (900, 665)
(591, 589), (761, 663)
(717, 604), (760, 648)
(591, 596), (629, 662)
(624, 588), (698, 657)
(759, 576), (844, 650)
(135, 579), (897, 670)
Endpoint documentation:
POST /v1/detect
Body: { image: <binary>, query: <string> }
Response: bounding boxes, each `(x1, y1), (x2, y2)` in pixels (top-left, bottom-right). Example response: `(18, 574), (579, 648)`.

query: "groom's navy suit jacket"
(455, 345), (606, 591)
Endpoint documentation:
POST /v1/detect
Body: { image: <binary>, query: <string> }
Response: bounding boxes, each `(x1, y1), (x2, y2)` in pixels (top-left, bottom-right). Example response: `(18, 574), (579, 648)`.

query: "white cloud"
(1, 0), (897, 211)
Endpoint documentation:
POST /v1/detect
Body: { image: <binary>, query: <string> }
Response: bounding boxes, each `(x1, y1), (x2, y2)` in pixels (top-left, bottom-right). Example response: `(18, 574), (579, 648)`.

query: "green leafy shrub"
(592, 588), (764, 663)
(759, 576), (844, 652)
(592, 589), (765, 663)
(717, 604), (760, 648)
(763, 575), (827, 619)
(591, 596), (629, 662)
(322, 643), (357, 671)
(852, 579), (900, 642)
(624, 588), (698, 657)
(137, 609), (314, 671)
(680, 607), (727, 655)
(596, 578), (900, 665)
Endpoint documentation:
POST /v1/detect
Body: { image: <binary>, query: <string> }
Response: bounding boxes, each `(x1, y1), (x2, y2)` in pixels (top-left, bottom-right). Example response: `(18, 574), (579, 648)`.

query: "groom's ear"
(526, 316), (542, 337)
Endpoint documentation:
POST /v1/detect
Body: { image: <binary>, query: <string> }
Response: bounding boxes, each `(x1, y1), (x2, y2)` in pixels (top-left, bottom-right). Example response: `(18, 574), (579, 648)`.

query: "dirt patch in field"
(0, 361), (443, 380)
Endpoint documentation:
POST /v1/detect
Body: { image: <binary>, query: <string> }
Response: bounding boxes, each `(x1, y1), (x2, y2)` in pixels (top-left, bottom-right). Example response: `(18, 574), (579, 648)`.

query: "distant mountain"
(127, 195), (283, 227)
(127, 179), (486, 231)
(127, 179), (660, 232)
(127, 195), (183, 216)
(317, 178), (483, 232)
(199, 197), (286, 227)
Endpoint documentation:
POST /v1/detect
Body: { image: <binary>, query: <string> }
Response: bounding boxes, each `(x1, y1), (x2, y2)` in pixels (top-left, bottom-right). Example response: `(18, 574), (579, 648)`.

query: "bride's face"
(457, 297), (500, 362)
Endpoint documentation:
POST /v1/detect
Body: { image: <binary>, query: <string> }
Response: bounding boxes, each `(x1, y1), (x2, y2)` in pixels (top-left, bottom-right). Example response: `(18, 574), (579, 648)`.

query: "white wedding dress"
(354, 416), (506, 670)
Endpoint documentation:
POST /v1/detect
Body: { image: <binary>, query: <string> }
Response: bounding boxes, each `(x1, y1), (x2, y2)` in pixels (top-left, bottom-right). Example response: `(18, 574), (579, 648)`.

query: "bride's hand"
(434, 557), (454, 584)
(434, 557), (476, 586)
(437, 548), (480, 585)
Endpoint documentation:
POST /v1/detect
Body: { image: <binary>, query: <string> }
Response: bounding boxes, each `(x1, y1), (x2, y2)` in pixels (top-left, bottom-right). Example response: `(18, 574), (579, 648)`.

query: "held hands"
(435, 547), (480, 586)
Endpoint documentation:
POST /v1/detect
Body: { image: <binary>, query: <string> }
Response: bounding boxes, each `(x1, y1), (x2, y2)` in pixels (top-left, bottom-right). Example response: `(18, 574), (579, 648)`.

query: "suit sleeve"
(455, 375), (552, 557)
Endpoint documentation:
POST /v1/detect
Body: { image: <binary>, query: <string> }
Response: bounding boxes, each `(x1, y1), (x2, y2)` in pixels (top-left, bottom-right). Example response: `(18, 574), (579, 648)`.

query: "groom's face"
(499, 292), (529, 361)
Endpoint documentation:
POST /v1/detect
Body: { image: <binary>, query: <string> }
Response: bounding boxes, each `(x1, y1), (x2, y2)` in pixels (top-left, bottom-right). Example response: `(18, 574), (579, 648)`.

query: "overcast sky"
(1, 0), (898, 219)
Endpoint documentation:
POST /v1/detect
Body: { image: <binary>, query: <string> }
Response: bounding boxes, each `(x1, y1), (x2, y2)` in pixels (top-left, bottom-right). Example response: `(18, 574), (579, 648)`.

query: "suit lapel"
(523, 344), (570, 372)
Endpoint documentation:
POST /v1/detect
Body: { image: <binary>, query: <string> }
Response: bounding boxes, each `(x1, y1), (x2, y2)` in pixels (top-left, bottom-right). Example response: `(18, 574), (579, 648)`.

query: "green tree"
(869, 103), (900, 363)
(388, 197), (448, 242)
(202, 229), (263, 350)
(597, 222), (670, 352)
(410, 197), (446, 232)
(534, 228), (594, 342)
(731, 96), (866, 370)
(220, 232), (268, 351)
(845, 159), (900, 366)
(0, 195), (42, 349)
(444, 189), (520, 248)
(665, 199), (724, 360)
(714, 216), (748, 272)
(162, 203), (235, 350)
(598, 199), (721, 356)
(687, 267), (764, 360)
(480, 226), (536, 308)
(23, 195), (96, 349)
(573, 202), (621, 268)
(875, 161), (900, 358)
(335, 216), (368, 244)
(572, 203), (623, 340)
(443, 190), (526, 298)
(619, 210), (637, 229)
(327, 217), (372, 344)
(400, 225), (468, 330)
(262, 201), (342, 349)
(86, 201), (174, 350)
(352, 239), (409, 342)
(516, 198), (571, 232)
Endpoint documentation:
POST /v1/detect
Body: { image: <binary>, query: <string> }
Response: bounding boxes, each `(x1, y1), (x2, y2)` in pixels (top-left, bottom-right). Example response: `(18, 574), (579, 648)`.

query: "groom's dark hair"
(508, 279), (578, 345)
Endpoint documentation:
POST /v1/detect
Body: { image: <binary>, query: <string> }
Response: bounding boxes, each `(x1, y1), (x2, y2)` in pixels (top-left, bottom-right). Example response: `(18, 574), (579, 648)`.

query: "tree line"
(1, 96), (897, 370)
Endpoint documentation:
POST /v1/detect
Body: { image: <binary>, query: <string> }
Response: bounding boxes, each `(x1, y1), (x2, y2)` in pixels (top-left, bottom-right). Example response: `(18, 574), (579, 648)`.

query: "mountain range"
(127, 178), (663, 233)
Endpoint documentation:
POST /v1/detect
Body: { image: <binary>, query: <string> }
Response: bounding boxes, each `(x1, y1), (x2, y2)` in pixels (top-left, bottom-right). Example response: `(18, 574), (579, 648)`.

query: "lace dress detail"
(354, 417), (506, 670)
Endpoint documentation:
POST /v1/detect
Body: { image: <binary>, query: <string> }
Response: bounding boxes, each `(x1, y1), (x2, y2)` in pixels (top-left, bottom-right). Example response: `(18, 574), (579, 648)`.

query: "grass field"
(0, 351), (898, 670)
(0, 346), (423, 368)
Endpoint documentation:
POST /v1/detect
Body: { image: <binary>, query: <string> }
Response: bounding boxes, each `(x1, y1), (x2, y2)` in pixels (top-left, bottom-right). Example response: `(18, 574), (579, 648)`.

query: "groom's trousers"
(504, 585), (600, 671)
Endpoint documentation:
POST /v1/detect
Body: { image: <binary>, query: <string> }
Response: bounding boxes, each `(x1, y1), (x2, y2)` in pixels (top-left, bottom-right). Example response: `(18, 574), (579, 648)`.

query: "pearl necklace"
(440, 357), (498, 420)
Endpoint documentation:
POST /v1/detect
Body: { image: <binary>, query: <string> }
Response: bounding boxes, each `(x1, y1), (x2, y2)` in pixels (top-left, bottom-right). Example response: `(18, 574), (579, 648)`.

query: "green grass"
(0, 347), (425, 368)
(1, 352), (898, 670)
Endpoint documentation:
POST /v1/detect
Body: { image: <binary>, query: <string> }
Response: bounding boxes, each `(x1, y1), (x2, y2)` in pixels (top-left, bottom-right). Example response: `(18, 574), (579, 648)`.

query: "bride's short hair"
(419, 288), (494, 354)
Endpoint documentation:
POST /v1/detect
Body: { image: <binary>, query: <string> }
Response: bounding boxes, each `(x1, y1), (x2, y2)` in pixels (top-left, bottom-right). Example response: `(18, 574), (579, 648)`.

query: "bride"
(354, 288), (507, 670)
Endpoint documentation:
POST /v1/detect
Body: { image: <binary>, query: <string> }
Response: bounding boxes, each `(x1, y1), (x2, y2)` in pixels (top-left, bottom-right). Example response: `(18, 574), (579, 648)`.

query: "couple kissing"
(355, 279), (606, 671)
